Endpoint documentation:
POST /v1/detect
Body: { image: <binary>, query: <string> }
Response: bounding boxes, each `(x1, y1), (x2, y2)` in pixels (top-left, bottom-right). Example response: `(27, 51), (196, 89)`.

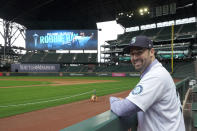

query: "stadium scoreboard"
(26, 30), (98, 50)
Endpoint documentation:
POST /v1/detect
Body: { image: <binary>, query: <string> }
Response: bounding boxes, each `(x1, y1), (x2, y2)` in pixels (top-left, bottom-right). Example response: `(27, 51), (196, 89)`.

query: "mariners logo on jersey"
(131, 37), (136, 44)
(132, 85), (143, 95)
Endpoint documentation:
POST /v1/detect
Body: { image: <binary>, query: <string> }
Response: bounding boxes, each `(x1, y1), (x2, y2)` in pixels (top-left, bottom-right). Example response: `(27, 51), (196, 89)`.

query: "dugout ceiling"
(0, 0), (195, 30)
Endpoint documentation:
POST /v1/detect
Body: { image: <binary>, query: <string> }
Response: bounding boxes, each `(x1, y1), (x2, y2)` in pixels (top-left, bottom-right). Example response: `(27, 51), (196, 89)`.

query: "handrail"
(60, 110), (137, 131)
(176, 77), (190, 104)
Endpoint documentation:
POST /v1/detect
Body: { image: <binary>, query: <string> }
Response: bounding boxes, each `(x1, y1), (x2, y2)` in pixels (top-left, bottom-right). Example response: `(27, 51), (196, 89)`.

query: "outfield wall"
(0, 72), (140, 77)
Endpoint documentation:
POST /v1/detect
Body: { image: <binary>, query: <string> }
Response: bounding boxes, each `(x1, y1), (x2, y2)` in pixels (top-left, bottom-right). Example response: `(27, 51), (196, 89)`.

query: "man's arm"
(110, 96), (141, 117)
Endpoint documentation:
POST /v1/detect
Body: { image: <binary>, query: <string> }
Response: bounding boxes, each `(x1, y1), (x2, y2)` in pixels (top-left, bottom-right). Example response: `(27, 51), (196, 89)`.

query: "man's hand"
(118, 97), (123, 100)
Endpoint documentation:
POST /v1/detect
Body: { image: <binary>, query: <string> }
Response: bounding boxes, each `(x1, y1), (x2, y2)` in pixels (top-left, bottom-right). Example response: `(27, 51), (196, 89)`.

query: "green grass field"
(0, 76), (139, 118)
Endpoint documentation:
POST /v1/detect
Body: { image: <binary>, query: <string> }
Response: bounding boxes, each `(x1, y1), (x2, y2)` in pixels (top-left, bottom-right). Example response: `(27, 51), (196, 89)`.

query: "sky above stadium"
(0, 18), (25, 48)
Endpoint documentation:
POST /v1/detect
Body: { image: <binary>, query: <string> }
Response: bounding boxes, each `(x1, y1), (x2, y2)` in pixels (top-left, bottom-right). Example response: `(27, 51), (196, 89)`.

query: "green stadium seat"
(43, 53), (60, 63)
(192, 103), (197, 111)
(29, 53), (44, 63)
(193, 86), (197, 93)
(192, 86), (197, 102)
(193, 112), (197, 128)
(143, 28), (160, 37)
(179, 23), (197, 34)
(19, 53), (33, 63)
(59, 54), (74, 63)
(171, 61), (195, 78)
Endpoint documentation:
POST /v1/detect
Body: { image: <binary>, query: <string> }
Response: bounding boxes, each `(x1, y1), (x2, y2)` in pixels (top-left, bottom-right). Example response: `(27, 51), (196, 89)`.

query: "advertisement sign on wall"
(112, 73), (126, 77)
(11, 64), (60, 72)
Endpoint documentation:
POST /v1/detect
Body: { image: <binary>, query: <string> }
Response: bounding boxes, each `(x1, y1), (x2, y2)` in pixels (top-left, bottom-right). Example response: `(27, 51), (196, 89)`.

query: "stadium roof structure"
(0, 0), (194, 30)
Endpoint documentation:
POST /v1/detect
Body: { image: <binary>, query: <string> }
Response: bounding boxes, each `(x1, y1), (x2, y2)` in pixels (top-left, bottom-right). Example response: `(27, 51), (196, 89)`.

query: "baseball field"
(0, 76), (139, 118)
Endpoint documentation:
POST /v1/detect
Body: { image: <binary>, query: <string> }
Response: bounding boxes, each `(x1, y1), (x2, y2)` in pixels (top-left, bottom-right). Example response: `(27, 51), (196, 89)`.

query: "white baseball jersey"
(126, 60), (185, 131)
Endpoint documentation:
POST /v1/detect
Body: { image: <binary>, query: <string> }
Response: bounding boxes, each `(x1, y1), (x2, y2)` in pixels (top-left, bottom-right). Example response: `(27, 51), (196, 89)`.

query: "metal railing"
(176, 77), (190, 104)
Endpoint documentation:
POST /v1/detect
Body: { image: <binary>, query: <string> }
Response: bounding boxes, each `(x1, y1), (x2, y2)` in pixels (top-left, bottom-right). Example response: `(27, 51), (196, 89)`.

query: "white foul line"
(0, 90), (93, 108)
(0, 86), (130, 108)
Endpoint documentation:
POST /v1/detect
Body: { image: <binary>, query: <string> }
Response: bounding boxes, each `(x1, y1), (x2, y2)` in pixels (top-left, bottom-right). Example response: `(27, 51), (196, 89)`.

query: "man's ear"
(150, 48), (155, 56)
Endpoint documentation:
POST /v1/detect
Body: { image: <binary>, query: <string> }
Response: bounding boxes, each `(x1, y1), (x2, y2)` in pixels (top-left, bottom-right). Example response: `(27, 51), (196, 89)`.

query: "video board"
(26, 30), (98, 50)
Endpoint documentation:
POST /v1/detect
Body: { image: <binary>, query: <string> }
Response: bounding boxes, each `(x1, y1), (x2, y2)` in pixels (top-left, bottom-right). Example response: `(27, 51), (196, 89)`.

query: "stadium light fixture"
(139, 9), (143, 13)
(139, 7), (149, 15)
(144, 8), (148, 12)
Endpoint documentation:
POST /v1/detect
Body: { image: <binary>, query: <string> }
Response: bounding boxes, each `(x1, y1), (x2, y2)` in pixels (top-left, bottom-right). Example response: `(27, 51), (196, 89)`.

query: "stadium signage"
(69, 73), (84, 76)
(112, 73), (126, 77)
(11, 64), (60, 72)
(129, 73), (140, 77)
(96, 73), (110, 76)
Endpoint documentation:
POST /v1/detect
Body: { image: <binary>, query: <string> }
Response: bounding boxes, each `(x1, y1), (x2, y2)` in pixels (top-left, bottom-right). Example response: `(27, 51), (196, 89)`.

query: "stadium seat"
(43, 53), (60, 63)
(193, 85), (197, 93)
(59, 54), (74, 64)
(193, 112), (197, 128)
(31, 53), (44, 62)
(192, 103), (197, 128)
(192, 103), (197, 111)
(192, 85), (197, 102)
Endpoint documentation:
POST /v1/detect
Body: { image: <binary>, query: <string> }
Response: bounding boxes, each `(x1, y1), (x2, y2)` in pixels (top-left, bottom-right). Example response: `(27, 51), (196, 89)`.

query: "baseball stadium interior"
(0, 0), (197, 130)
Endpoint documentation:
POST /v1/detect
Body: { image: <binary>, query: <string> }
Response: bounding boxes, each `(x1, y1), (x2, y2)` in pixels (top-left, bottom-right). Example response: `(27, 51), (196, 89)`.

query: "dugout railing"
(60, 77), (190, 131)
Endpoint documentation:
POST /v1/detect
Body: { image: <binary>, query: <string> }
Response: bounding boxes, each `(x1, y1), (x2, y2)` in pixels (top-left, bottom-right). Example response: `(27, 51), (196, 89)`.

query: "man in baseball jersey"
(109, 36), (185, 131)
